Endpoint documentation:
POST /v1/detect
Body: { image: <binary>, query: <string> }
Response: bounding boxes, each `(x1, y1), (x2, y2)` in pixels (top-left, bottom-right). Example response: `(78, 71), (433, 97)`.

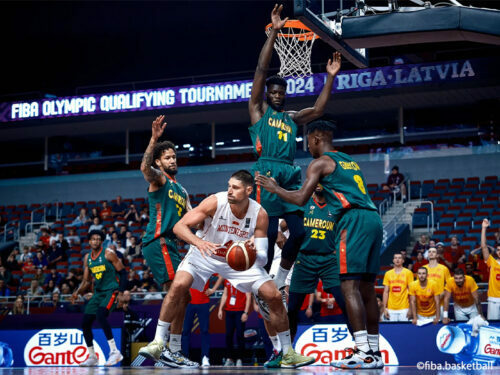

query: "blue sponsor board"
(0, 328), (121, 367)
(294, 322), (500, 366)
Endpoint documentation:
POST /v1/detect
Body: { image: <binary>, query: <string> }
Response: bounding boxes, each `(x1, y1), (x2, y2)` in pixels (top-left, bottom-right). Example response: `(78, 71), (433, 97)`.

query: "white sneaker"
(332, 348), (377, 369)
(105, 350), (123, 366)
(373, 351), (384, 369)
(236, 359), (243, 367)
(79, 354), (98, 367)
(223, 358), (234, 366)
(202, 356), (210, 367)
(138, 339), (164, 362)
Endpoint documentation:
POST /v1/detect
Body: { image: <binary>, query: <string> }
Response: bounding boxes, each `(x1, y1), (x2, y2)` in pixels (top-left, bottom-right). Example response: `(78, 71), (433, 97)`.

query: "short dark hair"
(454, 268), (465, 276)
(153, 141), (176, 165)
(87, 230), (105, 241)
(230, 170), (254, 187)
(306, 115), (337, 135)
(392, 165), (399, 171)
(266, 75), (288, 89)
(418, 266), (428, 273)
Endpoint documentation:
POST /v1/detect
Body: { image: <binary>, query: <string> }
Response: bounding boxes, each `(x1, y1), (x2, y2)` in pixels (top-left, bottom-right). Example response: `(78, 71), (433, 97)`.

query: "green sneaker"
(264, 350), (282, 368)
(281, 347), (315, 369)
(138, 339), (165, 362)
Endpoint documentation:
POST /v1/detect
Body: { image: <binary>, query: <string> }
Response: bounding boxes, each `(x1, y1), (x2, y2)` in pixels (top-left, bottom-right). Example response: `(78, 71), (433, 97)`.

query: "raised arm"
(481, 218), (491, 261)
(249, 4), (288, 125)
(290, 52), (341, 126)
(173, 195), (219, 257)
(141, 115), (167, 188)
(256, 156), (334, 206)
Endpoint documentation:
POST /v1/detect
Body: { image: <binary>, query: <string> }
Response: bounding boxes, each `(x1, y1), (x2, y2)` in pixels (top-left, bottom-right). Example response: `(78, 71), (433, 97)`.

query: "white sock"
(107, 338), (117, 352)
(270, 335), (281, 352)
(367, 334), (379, 352)
(154, 320), (170, 345)
(277, 330), (292, 354)
(169, 334), (182, 353)
(353, 330), (370, 352)
(88, 346), (95, 356)
(275, 266), (289, 289)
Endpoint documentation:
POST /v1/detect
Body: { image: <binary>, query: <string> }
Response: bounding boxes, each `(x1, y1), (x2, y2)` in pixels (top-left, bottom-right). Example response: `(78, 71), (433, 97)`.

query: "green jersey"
(249, 106), (298, 163)
(87, 248), (118, 292)
(143, 176), (188, 246)
(320, 151), (377, 220)
(301, 197), (336, 255)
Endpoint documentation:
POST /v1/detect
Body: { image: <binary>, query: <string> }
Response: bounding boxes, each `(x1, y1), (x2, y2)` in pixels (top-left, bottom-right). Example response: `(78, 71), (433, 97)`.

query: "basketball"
(226, 241), (256, 271)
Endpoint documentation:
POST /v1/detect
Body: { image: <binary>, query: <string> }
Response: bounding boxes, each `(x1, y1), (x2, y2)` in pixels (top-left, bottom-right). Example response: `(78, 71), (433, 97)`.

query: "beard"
(164, 166), (178, 176)
(266, 96), (285, 111)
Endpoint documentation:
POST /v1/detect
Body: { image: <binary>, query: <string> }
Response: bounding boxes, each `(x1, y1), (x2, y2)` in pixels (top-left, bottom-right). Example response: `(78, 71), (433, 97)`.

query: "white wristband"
(443, 311), (449, 318)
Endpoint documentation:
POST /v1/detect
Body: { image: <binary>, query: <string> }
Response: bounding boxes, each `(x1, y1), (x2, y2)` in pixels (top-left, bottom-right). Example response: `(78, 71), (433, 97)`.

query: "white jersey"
(178, 191), (271, 295)
(197, 192), (261, 259)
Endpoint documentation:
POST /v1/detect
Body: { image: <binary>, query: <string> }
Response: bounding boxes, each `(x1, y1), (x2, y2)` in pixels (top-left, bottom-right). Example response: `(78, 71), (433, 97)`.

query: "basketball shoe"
(331, 348), (377, 369)
(105, 350), (123, 366)
(79, 354), (98, 367)
(138, 339), (164, 362)
(281, 347), (315, 368)
(158, 346), (199, 368)
(264, 349), (282, 368)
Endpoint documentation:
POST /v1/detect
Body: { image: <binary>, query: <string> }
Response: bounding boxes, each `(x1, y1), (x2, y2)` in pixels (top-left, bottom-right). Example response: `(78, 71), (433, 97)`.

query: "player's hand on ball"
(326, 52), (342, 77)
(151, 115), (167, 141)
(195, 239), (220, 258)
(255, 175), (278, 193)
(271, 4), (288, 31)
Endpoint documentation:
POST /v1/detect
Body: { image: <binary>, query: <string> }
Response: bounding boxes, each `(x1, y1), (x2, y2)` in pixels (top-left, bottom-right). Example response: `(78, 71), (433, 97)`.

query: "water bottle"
(436, 324), (500, 365)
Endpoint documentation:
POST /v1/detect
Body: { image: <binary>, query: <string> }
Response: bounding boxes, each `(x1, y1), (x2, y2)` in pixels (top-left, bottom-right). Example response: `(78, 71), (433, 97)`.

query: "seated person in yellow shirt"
(382, 253), (414, 321)
(409, 267), (441, 325)
(442, 268), (483, 323)
(481, 218), (500, 320)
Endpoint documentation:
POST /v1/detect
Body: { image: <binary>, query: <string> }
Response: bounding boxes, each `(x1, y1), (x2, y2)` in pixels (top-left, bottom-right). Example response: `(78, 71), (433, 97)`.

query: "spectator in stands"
(437, 243), (454, 271)
(18, 246), (32, 264)
(0, 280), (10, 297)
(443, 268), (483, 323)
(39, 228), (51, 249)
(55, 233), (69, 256)
(34, 267), (45, 285)
(140, 208), (149, 225)
(125, 236), (141, 264)
(495, 227), (500, 246)
(383, 165), (407, 201)
(100, 201), (112, 220)
(0, 266), (12, 285)
(89, 217), (103, 232)
(409, 267), (440, 325)
(49, 229), (59, 246)
(140, 271), (155, 292)
(218, 280), (251, 367)
(124, 230), (133, 247)
(70, 208), (90, 227)
(63, 269), (79, 291)
(60, 282), (72, 296)
(89, 207), (99, 220)
(45, 279), (61, 295)
(465, 262), (482, 283)
(22, 256), (35, 273)
(182, 275), (223, 367)
(46, 242), (64, 270)
(11, 296), (25, 315)
(315, 280), (344, 323)
(42, 292), (65, 309)
(44, 268), (62, 287)
(5, 253), (20, 271)
(124, 204), (140, 226)
(27, 279), (45, 302)
(126, 270), (141, 292)
(111, 195), (128, 218)
(412, 234), (430, 256)
(33, 251), (48, 270)
(413, 253), (429, 273)
(65, 228), (81, 246)
(400, 249), (412, 269)
(481, 219), (500, 320)
(447, 236), (464, 264)
(117, 225), (128, 246)
(383, 253), (414, 321)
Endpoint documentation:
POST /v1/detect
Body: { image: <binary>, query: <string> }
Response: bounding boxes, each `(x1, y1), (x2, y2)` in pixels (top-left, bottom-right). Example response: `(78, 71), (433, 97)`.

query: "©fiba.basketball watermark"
(416, 361), (494, 370)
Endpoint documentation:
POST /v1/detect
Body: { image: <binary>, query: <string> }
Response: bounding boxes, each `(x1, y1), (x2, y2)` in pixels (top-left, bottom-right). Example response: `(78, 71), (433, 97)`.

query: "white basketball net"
(266, 21), (318, 78)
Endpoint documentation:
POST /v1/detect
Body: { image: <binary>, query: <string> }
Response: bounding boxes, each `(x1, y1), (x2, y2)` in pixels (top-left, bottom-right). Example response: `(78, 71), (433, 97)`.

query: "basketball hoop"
(265, 20), (319, 78)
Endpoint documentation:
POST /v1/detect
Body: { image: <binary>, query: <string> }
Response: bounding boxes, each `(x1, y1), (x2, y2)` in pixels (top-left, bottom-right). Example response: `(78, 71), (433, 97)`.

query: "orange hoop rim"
(265, 20), (319, 41)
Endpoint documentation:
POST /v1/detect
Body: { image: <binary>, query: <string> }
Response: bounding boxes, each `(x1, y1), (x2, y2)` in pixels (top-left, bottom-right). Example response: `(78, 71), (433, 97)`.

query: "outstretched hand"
(152, 115), (167, 141)
(482, 218), (490, 229)
(326, 52), (342, 77)
(271, 4), (288, 31)
(255, 175), (279, 194)
(195, 239), (220, 259)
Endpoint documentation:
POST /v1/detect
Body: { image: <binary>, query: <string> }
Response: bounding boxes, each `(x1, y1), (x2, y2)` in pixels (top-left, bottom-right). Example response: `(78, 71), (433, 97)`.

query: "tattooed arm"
(141, 115), (167, 189)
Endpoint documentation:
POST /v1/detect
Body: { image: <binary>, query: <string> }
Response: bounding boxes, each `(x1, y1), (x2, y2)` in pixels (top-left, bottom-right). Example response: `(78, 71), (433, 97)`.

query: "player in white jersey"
(156, 170), (314, 368)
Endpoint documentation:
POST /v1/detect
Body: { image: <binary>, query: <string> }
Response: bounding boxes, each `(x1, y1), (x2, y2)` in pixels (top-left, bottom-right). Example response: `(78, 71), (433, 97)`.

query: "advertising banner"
(0, 328), (121, 367)
(294, 322), (500, 367)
